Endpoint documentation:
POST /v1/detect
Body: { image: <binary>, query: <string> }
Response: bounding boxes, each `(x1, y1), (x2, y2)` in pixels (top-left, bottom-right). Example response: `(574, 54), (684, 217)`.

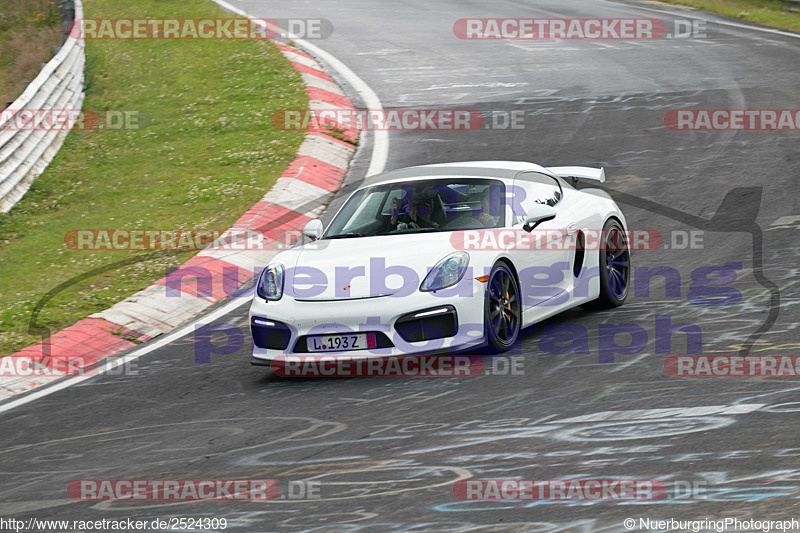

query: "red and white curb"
(0, 42), (360, 400)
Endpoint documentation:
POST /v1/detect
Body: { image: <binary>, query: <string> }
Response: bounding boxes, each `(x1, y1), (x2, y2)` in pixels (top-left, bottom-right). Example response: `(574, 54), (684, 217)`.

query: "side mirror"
(302, 219), (324, 241)
(522, 204), (556, 232)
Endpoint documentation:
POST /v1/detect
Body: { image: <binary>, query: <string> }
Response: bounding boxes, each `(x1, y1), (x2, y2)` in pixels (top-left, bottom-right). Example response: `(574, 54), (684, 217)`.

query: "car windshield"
(324, 177), (506, 239)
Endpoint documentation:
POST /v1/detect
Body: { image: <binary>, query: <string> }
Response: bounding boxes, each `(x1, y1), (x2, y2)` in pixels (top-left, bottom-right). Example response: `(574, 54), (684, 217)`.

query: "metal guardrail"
(788, 0), (800, 12)
(0, 0), (85, 213)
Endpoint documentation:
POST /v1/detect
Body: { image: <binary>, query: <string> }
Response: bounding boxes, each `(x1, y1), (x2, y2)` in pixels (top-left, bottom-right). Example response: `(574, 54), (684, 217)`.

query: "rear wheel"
(583, 218), (630, 309)
(484, 263), (521, 352)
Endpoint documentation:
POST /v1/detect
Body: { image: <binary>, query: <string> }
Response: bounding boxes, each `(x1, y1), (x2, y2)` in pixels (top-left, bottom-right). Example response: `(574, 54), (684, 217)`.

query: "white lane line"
(609, 352), (649, 373)
(210, 0), (388, 176)
(0, 298), (250, 415)
(546, 403), (766, 424)
(541, 358), (573, 377)
(530, 414), (559, 425)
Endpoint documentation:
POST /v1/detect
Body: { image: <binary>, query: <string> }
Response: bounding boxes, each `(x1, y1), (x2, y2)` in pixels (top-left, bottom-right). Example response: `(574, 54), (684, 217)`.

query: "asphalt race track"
(2, 0), (800, 531)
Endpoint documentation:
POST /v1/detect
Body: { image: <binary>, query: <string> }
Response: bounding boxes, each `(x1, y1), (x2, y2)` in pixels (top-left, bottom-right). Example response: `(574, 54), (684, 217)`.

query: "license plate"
(308, 333), (376, 352)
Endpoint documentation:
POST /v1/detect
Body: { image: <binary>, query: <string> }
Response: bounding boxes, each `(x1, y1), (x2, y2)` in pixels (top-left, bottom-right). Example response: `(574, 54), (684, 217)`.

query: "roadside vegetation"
(657, 0), (800, 33)
(0, 0), (63, 105)
(0, 0), (307, 354)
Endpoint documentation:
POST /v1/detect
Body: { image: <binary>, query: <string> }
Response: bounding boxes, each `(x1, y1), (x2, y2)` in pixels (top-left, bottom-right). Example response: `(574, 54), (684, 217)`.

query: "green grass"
(0, 0), (62, 103)
(656, 0), (800, 33)
(0, 0), (308, 354)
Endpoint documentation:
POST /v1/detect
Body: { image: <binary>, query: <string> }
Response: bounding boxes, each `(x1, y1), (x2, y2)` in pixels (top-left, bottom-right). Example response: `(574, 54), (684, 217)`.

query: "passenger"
(478, 186), (501, 227)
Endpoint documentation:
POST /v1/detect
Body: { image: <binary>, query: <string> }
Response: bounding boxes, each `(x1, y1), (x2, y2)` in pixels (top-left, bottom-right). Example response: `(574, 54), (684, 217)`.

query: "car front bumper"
(248, 283), (488, 363)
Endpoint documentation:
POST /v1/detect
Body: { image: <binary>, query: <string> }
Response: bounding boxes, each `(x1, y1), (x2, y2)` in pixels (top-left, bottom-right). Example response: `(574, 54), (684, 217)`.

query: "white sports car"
(249, 161), (630, 364)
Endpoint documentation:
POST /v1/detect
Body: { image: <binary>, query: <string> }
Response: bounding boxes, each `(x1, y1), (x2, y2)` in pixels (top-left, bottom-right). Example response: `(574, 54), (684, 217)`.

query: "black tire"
(582, 218), (630, 310)
(484, 262), (522, 352)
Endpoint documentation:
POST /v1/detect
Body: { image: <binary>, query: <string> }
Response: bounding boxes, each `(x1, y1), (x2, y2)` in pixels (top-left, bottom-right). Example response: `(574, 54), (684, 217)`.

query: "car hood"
(283, 233), (459, 301)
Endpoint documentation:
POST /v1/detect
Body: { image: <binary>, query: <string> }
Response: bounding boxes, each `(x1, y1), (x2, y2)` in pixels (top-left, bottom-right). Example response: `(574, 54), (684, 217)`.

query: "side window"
(513, 172), (562, 223)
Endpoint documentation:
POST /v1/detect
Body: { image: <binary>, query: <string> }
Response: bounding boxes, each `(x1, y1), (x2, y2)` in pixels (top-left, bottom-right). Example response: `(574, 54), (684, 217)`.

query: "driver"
(408, 197), (439, 229)
(386, 190), (440, 231)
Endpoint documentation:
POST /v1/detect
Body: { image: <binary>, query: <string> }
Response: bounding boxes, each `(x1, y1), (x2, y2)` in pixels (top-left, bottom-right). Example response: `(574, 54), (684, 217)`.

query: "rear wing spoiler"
(545, 166), (605, 184)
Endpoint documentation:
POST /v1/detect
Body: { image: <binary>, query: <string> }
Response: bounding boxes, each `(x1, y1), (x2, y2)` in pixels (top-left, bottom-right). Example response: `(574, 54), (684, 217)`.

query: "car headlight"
(256, 264), (284, 301)
(420, 252), (469, 292)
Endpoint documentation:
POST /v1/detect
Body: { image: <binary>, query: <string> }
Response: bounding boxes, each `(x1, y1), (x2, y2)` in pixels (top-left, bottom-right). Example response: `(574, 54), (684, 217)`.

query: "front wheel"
(583, 218), (630, 309)
(484, 263), (521, 352)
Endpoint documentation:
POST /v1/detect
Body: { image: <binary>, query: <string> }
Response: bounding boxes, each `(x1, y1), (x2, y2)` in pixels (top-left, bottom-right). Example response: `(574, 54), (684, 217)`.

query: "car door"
(509, 171), (576, 310)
